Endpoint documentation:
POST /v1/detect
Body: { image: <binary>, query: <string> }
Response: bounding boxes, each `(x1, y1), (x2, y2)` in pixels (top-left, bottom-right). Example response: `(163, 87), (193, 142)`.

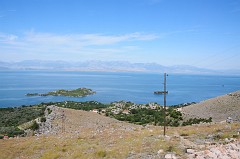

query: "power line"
(189, 44), (240, 69)
(201, 51), (240, 69)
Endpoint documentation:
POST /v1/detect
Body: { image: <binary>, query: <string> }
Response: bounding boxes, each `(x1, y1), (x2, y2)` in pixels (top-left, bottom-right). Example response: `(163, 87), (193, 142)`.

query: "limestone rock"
(165, 153), (177, 159)
(186, 148), (195, 154)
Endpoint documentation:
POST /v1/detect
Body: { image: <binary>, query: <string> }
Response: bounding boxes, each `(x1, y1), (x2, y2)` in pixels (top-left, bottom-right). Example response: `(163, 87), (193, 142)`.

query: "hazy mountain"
(0, 60), (233, 74)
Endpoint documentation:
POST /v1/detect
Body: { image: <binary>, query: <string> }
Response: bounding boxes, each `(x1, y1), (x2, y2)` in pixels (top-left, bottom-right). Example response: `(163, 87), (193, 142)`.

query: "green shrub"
(96, 150), (107, 158)
(167, 146), (174, 152)
(47, 108), (52, 114)
(40, 117), (46, 122)
(30, 121), (39, 130)
(233, 135), (239, 138)
(182, 117), (212, 126)
(180, 133), (189, 136)
(0, 127), (24, 137)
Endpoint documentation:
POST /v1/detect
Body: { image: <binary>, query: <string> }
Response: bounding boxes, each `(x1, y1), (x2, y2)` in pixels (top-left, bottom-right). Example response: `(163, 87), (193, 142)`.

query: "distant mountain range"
(0, 60), (238, 75)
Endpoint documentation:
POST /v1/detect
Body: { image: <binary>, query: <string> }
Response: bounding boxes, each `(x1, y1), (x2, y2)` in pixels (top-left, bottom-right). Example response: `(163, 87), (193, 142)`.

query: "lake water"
(0, 71), (240, 108)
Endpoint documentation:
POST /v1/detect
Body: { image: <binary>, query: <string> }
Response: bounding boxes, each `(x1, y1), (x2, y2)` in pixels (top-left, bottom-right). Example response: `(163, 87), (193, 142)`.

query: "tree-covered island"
(26, 88), (96, 97)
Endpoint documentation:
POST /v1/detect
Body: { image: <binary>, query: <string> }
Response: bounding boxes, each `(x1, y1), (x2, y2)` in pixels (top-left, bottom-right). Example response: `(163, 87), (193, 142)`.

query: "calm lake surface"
(0, 71), (240, 108)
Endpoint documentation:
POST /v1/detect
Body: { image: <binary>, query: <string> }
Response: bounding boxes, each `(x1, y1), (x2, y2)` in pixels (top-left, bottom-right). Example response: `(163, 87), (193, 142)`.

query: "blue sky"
(0, 0), (240, 70)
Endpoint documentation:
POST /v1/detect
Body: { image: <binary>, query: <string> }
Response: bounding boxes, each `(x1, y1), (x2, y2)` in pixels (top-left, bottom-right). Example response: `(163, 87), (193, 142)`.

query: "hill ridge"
(182, 90), (240, 122)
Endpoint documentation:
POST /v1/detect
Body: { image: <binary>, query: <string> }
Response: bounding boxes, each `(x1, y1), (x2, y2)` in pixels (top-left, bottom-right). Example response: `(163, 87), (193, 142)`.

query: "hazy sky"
(0, 0), (240, 70)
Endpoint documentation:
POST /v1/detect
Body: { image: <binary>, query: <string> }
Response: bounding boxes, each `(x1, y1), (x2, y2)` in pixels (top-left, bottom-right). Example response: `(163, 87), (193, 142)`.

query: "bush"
(96, 150), (107, 158)
(0, 135), (3, 139)
(47, 108), (52, 114)
(182, 117), (212, 126)
(8, 128), (24, 137)
(180, 133), (189, 136)
(40, 117), (46, 122)
(0, 127), (24, 137)
(30, 121), (39, 130)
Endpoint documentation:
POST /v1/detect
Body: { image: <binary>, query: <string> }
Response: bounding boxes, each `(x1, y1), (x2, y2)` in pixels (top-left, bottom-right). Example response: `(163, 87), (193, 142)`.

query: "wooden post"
(163, 73), (167, 136)
(62, 109), (65, 133)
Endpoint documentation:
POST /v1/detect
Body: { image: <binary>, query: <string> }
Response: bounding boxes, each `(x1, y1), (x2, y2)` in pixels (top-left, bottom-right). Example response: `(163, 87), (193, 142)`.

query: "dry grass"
(1, 124), (239, 159)
(1, 107), (239, 159)
(0, 127), (183, 158)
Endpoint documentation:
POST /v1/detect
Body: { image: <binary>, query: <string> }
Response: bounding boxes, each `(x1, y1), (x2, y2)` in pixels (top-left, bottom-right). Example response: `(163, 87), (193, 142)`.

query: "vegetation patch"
(26, 88), (96, 97)
(0, 100), (214, 139)
(106, 102), (211, 127)
(0, 104), (46, 136)
(95, 150), (107, 158)
(55, 101), (109, 111)
(182, 117), (212, 126)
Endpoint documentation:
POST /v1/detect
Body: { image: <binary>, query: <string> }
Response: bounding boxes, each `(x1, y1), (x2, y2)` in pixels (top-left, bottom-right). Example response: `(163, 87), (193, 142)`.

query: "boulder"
(226, 117), (233, 123)
(186, 148), (195, 154)
(164, 153), (177, 159)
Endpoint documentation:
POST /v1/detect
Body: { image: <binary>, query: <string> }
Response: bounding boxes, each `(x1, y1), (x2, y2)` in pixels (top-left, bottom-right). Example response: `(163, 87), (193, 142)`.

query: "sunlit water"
(0, 71), (240, 107)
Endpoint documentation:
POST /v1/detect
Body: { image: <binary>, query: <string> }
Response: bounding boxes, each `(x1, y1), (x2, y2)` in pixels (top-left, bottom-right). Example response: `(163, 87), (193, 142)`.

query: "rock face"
(187, 141), (240, 159)
(182, 90), (240, 122)
(37, 105), (63, 135)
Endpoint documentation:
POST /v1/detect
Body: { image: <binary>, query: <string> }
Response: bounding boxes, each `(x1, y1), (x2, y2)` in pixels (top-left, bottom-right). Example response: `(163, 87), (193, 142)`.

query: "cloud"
(0, 33), (18, 42)
(0, 31), (158, 47)
(0, 31), (158, 61)
(22, 31), (158, 46)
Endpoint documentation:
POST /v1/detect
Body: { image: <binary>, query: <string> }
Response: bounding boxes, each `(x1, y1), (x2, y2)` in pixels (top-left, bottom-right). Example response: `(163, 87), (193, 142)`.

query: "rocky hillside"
(182, 90), (240, 122)
(1, 103), (239, 159)
(37, 105), (141, 135)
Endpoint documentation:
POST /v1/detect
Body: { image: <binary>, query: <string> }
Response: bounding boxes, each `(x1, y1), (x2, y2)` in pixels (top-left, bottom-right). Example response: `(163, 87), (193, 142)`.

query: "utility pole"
(61, 109), (65, 133)
(163, 73), (167, 136)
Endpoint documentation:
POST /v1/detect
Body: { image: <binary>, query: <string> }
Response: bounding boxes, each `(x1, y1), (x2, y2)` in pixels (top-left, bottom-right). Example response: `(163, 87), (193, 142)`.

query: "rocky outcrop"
(37, 105), (63, 135)
(187, 140), (240, 159)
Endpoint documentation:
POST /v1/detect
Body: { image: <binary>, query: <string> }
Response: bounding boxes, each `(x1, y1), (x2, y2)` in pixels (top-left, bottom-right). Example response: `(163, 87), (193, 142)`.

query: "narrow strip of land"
(26, 88), (96, 97)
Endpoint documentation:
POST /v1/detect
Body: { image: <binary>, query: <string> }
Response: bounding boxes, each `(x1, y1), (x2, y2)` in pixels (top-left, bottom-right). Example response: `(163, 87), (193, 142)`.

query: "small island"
(26, 88), (96, 97)
(154, 91), (168, 94)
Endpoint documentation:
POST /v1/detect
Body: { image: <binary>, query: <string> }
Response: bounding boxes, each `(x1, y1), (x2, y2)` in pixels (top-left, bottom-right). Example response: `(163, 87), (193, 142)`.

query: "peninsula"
(26, 88), (96, 97)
